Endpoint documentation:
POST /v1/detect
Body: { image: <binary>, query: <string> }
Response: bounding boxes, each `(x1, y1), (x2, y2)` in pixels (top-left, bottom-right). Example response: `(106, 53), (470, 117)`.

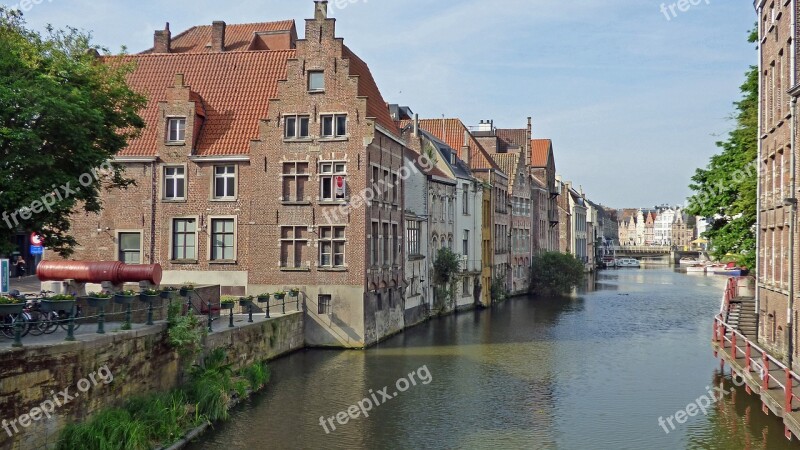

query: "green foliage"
(0, 296), (22, 304)
(0, 10), (145, 256)
(58, 408), (149, 450)
(88, 292), (112, 299)
(44, 294), (74, 301)
(241, 362), (271, 391)
(433, 248), (461, 284)
(529, 252), (585, 297)
(686, 28), (758, 268)
(117, 290), (137, 297)
(140, 288), (159, 296)
(490, 276), (508, 302)
(186, 349), (234, 422)
(167, 304), (205, 360)
(220, 296), (237, 304)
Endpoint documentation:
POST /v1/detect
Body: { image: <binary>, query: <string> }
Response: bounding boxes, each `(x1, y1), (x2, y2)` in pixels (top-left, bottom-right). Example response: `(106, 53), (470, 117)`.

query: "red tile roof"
(113, 50), (294, 156)
(141, 21), (297, 54)
(417, 119), (501, 172)
(531, 139), (552, 168)
(491, 152), (522, 191)
(496, 129), (527, 152)
(341, 46), (398, 135)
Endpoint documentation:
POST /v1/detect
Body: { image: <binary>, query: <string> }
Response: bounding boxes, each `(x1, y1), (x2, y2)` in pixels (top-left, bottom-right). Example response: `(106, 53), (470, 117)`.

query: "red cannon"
(37, 261), (162, 285)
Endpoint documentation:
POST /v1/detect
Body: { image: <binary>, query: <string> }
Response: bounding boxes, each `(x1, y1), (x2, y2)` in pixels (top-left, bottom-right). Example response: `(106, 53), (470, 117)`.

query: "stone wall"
(0, 312), (303, 450)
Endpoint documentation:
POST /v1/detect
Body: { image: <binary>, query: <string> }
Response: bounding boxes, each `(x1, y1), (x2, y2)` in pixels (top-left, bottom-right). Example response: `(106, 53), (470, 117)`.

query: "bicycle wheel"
(2, 314), (31, 338)
(59, 310), (82, 331)
(41, 311), (60, 335)
(26, 312), (46, 336)
(0, 315), (13, 339)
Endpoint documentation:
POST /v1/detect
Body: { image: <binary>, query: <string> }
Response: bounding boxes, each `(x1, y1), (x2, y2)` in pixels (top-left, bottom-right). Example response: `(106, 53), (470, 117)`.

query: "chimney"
(413, 113), (419, 137)
(315, 0), (329, 20)
(462, 130), (470, 166)
(174, 73), (185, 87)
(212, 21), (226, 52)
(154, 23), (171, 53)
(527, 117), (532, 143)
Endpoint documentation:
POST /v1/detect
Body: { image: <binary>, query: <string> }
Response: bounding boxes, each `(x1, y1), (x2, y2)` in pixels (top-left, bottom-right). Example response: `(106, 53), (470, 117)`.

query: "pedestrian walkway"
(8, 276), (41, 294)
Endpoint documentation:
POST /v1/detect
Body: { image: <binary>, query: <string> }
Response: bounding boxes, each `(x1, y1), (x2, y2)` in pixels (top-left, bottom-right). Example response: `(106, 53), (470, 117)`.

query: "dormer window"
(308, 71), (324, 92)
(167, 117), (186, 142)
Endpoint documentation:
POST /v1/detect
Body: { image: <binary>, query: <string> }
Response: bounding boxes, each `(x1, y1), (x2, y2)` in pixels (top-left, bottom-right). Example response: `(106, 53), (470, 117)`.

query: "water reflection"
(188, 269), (794, 450)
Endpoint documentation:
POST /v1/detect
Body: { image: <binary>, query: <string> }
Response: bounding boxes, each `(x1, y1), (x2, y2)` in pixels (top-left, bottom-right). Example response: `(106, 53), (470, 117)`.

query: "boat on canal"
(615, 258), (641, 268)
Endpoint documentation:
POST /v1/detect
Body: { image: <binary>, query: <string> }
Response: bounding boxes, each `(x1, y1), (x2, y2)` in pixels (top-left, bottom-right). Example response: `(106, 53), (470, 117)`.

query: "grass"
(57, 351), (271, 450)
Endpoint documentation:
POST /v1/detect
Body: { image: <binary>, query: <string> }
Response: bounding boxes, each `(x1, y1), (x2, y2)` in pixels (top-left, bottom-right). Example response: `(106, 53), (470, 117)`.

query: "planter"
(39, 300), (75, 314)
(86, 297), (111, 309)
(220, 303), (235, 310)
(160, 290), (177, 299)
(273, 294), (286, 301)
(139, 294), (161, 304)
(239, 298), (253, 307)
(257, 296), (270, 303)
(289, 290), (300, 298)
(179, 288), (194, 297)
(0, 303), (24, 315)
(114, 295), (137, 306)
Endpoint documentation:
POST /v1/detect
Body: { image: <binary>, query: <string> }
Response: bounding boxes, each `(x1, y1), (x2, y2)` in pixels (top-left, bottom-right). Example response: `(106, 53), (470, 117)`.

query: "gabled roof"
(417, 119), (501, 172)
(113, 49), (294, 156)
(141, 21), (297, 54)
(417, 129), (473, 180)
(491, 152), (523, 191)
(403, 147), (452, 181)
(531, 139), (553, 168)
(342, 46), (398, 135)
(497, 129), (527, 153)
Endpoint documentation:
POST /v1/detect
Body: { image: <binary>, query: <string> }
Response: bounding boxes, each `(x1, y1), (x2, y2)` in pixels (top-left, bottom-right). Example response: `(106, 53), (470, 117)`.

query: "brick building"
(48, 1), (412, 348)
(755, 0), (796, 361)
(531, 139), (560, 253)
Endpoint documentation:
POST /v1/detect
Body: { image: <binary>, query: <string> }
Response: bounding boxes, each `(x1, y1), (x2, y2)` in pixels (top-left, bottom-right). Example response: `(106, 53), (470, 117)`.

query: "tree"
(685, 28), (758, 268)
(0, 9), (145, 256)
(529, 252), (585, 297)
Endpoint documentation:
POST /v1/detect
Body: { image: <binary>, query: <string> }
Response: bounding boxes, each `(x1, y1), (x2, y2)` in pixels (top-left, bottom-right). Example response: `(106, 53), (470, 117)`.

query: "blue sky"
(10, 0), (755, 208)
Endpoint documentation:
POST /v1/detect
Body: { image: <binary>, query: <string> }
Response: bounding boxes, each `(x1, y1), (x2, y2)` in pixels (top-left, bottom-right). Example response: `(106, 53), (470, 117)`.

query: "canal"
(189, 268), (797, 449)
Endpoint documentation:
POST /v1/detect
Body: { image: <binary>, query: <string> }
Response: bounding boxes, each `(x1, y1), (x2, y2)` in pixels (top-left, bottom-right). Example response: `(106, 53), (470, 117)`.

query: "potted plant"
(40, 294), (76, 314)
(257, 293), (270, 303)
(86, 292), (112, 308)
(114, 290), (138, 305)
(220, 296), (237, 310)
(179, 283), (196, 297)
(273, 291), (286, 300)
(239, 296), (254, 307)
(139, 289), (161, 303)
(289, 288), (300, 297)
(0, 296), (24, 315)
(160, 286), (177, 299)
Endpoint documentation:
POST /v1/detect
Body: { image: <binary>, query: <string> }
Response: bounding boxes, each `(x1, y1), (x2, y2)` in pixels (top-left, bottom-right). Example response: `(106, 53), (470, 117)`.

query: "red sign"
(30, 233), (43, 246)
(335, 176), (345, 199)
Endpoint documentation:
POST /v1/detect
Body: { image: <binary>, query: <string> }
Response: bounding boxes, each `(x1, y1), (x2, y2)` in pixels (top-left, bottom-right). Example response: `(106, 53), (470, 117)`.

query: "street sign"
(0, 259), (8, 294)
(30, 233), (43, 246)
(30, 245), (43, 256)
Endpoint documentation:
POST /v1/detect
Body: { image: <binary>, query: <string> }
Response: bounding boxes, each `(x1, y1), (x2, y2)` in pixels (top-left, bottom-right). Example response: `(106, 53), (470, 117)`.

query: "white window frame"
(308, 71), (325, 92)
(284, 114), (311, 140)
(318, 225), (347, 269)
(212, 165), (238, 201)
(170, 217), (199, 262)
(116, 230), (143, 264)
(208, 216), (238, 262)
(167, 117), (186, 143)
(320, 113), (348, 138)
(162, 164), (187, 201)
(282, 161), (310, 203)
(319, 161), (347, 202)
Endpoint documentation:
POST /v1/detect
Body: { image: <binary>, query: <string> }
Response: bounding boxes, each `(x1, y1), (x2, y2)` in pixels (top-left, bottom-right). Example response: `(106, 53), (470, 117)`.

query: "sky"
(7, 0), (756, 209)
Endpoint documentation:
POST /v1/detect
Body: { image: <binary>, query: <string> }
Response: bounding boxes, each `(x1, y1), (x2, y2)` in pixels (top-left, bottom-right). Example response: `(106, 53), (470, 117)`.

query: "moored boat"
(616, 258), (641, 268)
(686, 265), (707, 273)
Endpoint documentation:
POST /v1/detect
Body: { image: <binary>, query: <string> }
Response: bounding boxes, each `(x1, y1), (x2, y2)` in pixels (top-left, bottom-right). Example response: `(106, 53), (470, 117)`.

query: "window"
(211, 218), (235, 261)
(319, 226), (346, 268)
(285, 115), (310, 139)
(213, 165), (236, 199)
(392, 174), (399, 204)
(320, 162), (347, 201)
(172, 219), (197, 261)
(392, 224), (398, 265)
(383, 223), (390, 266)
(407, 221), (420, 256)
(463, 230), (469, 256)
(321, 114), (347, 138)
(281, 226), (308, 269)
(167, 118), (186, 142)
(463, 184), (469, 214)
(308, 71), (324, 92)
(371, 222), (379, 266)
(372, 167), (381, 201)
(318, 295), (332, 315)
(164, 166), (186, 200)
(462, 277), (470, 297)
(118, 232), (141, 264)
(282, 162), (309, 202)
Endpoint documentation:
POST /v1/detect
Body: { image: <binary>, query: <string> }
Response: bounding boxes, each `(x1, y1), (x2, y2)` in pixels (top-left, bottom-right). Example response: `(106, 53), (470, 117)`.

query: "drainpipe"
(755, 0), (764, 339)
(787, 0), (797, 369)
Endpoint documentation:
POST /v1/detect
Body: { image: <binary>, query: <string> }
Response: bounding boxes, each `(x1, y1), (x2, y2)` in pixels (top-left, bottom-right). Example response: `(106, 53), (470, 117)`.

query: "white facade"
(654, 208), (676, 246)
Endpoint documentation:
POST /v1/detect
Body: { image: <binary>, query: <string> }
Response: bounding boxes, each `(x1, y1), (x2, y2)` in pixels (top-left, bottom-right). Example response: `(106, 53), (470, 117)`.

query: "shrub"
(529, 252), (585, 297)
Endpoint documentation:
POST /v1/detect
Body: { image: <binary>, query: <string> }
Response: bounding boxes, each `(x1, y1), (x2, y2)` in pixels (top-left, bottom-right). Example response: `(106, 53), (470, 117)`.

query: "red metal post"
(763, 352), (770, 390)
(732, 333), (738, 359)
(786, 368), (793, 413)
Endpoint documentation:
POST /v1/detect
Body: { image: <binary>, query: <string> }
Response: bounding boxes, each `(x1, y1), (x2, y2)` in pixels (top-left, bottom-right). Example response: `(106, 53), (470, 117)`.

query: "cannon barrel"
(37, 261), (162, 285)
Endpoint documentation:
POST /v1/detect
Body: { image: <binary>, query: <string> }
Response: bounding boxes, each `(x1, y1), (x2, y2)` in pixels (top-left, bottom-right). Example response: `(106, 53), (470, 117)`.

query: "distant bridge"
(609, 246), (705, 265)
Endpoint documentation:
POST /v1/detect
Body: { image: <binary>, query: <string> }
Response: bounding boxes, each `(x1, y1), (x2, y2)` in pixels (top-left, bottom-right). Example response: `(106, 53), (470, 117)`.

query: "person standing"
(14, 256), (26, 279)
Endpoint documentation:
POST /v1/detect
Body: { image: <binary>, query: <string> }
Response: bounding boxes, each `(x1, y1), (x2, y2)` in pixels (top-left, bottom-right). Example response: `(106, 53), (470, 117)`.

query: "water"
(188, 268), (797, 449)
